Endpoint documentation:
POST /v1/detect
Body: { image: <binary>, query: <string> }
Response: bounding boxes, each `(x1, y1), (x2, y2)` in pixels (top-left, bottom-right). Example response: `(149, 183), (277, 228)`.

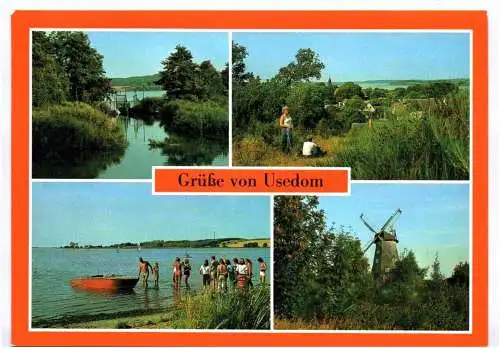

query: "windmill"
(360, 209), (402, 280)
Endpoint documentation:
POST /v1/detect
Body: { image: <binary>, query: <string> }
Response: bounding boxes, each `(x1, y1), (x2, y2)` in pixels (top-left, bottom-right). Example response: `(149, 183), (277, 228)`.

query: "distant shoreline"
(34, 238), (271, 249)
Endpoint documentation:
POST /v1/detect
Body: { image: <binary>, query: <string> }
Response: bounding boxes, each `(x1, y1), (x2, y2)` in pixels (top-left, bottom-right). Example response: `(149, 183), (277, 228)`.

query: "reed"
(32, 102), (127, 162)
(171, 287), (270, 329)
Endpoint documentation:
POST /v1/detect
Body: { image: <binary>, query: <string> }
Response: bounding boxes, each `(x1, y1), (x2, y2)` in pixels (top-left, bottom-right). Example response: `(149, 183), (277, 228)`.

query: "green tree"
(275, 48), (325, 84)
(334, 82), (364, 101)
(232, 42), (253, 83)
(156, 45), (199, 100)
(430, 254), (444, 281)
(286, 83), (328, 129)
(220, 63), (229, 94)
(50, 31), (111, 103)
(448, 261), (469, 287)
(197, 60), (225, 100)
(32, 31), (69, 107)
(274, 196), (328, 318)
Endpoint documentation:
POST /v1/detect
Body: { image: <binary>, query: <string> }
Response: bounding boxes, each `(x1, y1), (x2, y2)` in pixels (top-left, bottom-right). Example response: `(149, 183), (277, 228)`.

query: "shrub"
(159, 100), (228, 138)
(32, 102), (127, 162)
(130, 97), (165, 122)
(333, 91), (469, 180)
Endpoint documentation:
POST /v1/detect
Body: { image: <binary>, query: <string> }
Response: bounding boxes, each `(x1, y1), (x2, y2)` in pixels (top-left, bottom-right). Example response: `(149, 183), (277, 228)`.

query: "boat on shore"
(71, 275), (139, 292)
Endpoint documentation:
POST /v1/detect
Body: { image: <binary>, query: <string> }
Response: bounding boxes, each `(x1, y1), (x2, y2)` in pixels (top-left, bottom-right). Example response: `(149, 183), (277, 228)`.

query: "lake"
(32, 116), (228, 179)
(97, 117), (228, 179)
(32, 247), (270, 324)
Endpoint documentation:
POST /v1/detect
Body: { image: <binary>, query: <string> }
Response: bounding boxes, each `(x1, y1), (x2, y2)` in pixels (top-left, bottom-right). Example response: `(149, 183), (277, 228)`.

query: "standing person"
(226, 259), (235, 290)
(217, 258), (228, 292)
(210, 256), (219, 291)
(183, 259), (192, 287)
(279, 105), (293, 153)
(138, 257), (153, 289)
(152, 262), (160, 289)
(200, 259), (211, 291)
(232, 258), (239, 288)
(236, 258), (249, 289)
(245, 258), (254, 288)
(172, 257), (182, 288)
(257, 257), (267, 284)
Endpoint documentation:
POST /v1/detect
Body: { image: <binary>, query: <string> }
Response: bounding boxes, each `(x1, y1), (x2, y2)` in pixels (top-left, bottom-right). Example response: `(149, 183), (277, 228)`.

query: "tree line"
(61, 238), (268, 249)
(274, 196), (469, 330)
(232, 41), (464, 138)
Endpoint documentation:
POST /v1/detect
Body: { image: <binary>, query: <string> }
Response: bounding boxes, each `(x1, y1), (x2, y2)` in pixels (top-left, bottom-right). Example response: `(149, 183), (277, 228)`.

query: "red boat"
(71, 275), (139, 292)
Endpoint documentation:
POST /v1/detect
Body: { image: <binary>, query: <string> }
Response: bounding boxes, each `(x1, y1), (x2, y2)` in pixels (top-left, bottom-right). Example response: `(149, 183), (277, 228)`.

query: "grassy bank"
(32, 102), (127, 162)
(232, 135), (345, 167)
(38, 287), (270, 330)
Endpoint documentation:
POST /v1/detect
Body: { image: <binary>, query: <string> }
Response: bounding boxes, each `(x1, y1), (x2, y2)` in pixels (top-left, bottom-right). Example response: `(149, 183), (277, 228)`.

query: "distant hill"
(60, 237), (270, 249)
(111, 73), (162, 90)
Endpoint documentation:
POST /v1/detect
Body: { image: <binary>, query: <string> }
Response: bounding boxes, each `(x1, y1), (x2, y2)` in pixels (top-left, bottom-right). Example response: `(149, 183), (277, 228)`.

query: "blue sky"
(86, 31), (229, 78)
(32, 183), (269, 247)
(233, 32), (470, 81)
(319, 183), (469, 276)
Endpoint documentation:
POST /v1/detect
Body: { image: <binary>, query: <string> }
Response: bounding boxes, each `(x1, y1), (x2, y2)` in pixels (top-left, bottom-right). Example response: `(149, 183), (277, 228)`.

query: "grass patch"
(232, 135), (345, 167)
(32, 102), (127, 162)
(170, 287), (270, 329)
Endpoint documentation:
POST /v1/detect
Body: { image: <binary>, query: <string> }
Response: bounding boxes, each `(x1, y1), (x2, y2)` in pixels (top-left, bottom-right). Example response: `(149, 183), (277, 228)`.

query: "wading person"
(183, 259), (191, 287)
(172, 257), (182, 288)
(210, 256), (219, 291)
(226, 259), (235, 290)
(257, 257), (267, 284)
(152, 262), (160, 289)
(217, 258), (228, 292)
(279, 106), (293, 153)
(245, 258), (254, 288)
(236, 258), (249, 290)
(200, 259), (211, 291)
(138, 257), (153, 289)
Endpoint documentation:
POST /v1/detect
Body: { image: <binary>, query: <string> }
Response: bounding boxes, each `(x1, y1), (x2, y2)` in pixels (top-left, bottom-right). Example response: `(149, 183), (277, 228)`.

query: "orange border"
(12, 11), (488, 347)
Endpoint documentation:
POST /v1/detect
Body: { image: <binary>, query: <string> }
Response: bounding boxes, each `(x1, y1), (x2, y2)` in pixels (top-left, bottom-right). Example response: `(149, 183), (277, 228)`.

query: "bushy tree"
(198, 60), (225, 100)
(156, 45), (199, 100)
(232, 42), (253, 83)
(275, 48), (325, 84)
(286, 83), (328, 129)
(334, 82), (364, 101)
(32, 31), (69, 107)
(50, 31), (112, 103)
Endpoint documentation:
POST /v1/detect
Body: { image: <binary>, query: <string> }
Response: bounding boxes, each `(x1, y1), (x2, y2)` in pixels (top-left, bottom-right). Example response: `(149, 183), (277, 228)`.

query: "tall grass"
(170, 287), (270, 329)
(159, 100), (228, 139)
(32, 102), (127, 161)
(333, 91), (469, 180)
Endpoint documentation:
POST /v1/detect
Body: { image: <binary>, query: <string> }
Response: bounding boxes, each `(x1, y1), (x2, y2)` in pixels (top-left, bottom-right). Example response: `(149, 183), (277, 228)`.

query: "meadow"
(232, 43), (469, 180)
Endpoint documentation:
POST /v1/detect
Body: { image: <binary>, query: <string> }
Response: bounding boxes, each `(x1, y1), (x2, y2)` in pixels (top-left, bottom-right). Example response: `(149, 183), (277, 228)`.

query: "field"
(219, 239), (270, 248)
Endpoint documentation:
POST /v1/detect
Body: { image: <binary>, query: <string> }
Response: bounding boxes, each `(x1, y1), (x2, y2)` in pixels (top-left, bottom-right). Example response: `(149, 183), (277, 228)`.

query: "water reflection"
(32, 116), (228, 179)
(32, 148), (125, 179)
(149, 133), (228, 166)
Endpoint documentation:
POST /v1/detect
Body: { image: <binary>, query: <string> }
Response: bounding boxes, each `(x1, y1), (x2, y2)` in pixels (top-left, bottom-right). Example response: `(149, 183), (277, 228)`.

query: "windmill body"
(361, 209), (402, 280)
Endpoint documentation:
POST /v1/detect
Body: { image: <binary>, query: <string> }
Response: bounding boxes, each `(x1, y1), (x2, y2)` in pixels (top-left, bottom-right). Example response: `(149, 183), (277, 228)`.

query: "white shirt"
(200, 265), (210, 275)
(236, 264), (248, 275)
(302, 141), (315, 156)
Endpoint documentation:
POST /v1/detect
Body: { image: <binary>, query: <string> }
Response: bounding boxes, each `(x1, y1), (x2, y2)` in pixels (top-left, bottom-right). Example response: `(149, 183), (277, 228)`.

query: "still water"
(32, 247), (270, 323)
(97, 118), (228, 179)
(32, 117), (228, 179)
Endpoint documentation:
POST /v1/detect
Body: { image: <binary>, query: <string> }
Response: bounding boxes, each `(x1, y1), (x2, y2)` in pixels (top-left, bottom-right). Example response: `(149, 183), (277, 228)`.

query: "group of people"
(279, 105), (326, 157)
(138, 256), (267, 291)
